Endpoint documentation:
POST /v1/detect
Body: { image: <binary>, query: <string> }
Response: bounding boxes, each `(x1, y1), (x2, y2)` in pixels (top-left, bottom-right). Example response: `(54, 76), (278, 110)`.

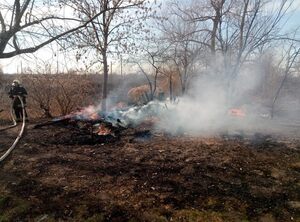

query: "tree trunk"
(271, 70), (288, 119)
(270, 47), (300, 118)
(101, 51), (108, 112)
(211, 17), (218, 55)
(169, 75), (173, 102)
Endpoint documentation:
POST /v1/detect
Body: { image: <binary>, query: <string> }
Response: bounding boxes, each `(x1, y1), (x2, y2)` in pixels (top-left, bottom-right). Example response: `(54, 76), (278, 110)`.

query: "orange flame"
(229, 108), (246, 117)
(97, 124), (112, 136)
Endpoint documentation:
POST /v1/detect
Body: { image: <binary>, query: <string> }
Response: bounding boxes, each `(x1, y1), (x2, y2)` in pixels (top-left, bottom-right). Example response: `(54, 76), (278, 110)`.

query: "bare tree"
(160, 66), (181, 102)
(50, 74), (94, 116)
(190, 0), (227, 55)
(132, 39), (168, 103)
(0, 0), (116, 59)
(0, 65), (4, 112)
(170, 42), (201, 95)
(270, 43), (300, 118)
(0, 64), (3, 84)
(67, 0), (155, 111)
(158, 1), (204, 95)
(168, 0), (297, 102)
(167, 0), (229, 55)
(214, 0), (296, 97)
(26, 74), (55, 118)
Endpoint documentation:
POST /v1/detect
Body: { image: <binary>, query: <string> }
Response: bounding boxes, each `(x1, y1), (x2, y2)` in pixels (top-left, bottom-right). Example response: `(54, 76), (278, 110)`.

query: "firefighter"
(8, 79), (28, 122)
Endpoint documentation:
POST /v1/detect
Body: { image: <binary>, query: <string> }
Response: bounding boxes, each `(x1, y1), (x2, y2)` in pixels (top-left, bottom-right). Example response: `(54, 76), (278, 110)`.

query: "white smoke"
(74, 61), (299, 138)
(154, 63), (299, 137)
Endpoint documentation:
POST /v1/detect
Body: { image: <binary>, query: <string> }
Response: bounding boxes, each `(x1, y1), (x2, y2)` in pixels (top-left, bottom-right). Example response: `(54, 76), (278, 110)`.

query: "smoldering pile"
(33, 101), (168, 145)
(33, 94), (300, 146)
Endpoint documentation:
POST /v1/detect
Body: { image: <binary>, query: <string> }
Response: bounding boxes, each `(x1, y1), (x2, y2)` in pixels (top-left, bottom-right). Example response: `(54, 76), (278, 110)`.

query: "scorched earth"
(0, 118), (300, 222)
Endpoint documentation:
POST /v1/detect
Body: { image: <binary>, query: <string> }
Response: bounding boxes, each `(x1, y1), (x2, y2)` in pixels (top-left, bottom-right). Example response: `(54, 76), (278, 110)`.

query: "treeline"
(1, 69), (299, 120)
(1, 0), (300, 118)
(0, 73), (146, 119)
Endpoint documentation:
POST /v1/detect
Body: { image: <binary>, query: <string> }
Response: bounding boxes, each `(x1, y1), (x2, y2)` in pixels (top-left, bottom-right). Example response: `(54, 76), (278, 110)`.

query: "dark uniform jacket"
(8, 85), (27, 107)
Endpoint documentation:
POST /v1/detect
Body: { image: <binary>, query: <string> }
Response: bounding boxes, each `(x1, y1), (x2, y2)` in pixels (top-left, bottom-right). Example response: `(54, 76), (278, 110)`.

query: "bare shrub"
(18, 73), (100, 118)
(0, 75), (13, 121)
(53, 74), (96, 115)
(23, 74), (56, 118)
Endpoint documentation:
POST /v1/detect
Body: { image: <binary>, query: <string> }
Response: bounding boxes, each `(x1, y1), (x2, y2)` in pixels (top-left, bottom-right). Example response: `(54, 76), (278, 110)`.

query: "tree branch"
(0, 7), (108, 58)
(0, 12), (5, 32)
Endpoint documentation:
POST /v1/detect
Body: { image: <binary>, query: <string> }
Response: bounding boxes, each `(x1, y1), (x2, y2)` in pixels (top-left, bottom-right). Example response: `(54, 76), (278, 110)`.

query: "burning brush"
(228, 108), (246, 118)
(93, 122), (115, 136)
(34, 101), (168, 139)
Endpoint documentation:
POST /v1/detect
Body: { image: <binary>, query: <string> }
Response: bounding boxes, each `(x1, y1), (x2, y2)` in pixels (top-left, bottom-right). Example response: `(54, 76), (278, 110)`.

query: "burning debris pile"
(33, 101), (168, 144)
(33, 95), (300, 145)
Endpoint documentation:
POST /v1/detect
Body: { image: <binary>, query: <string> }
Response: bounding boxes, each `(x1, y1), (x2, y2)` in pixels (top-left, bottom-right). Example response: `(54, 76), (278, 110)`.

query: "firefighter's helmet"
(12, 79), (20, 86)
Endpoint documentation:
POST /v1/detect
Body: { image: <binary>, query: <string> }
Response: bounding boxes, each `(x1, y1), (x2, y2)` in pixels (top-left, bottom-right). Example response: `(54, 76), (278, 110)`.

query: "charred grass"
(0, 121), (299, 221)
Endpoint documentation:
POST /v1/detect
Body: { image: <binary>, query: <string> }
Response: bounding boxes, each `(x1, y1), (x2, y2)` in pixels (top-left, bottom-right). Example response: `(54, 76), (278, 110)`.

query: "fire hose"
(0, 96), (26, 162)
(0, 99), (18, 132)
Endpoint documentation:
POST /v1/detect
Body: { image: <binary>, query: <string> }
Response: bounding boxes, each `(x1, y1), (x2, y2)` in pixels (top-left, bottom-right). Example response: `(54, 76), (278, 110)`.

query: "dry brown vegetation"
(0, 118), (299, 221)
(0, 73), (148, 120)
(1, 70), (300, 122)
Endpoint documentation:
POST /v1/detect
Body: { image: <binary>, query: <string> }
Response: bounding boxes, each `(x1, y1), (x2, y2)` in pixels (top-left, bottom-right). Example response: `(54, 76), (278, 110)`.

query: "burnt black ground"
(0, 120), (299, 221)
